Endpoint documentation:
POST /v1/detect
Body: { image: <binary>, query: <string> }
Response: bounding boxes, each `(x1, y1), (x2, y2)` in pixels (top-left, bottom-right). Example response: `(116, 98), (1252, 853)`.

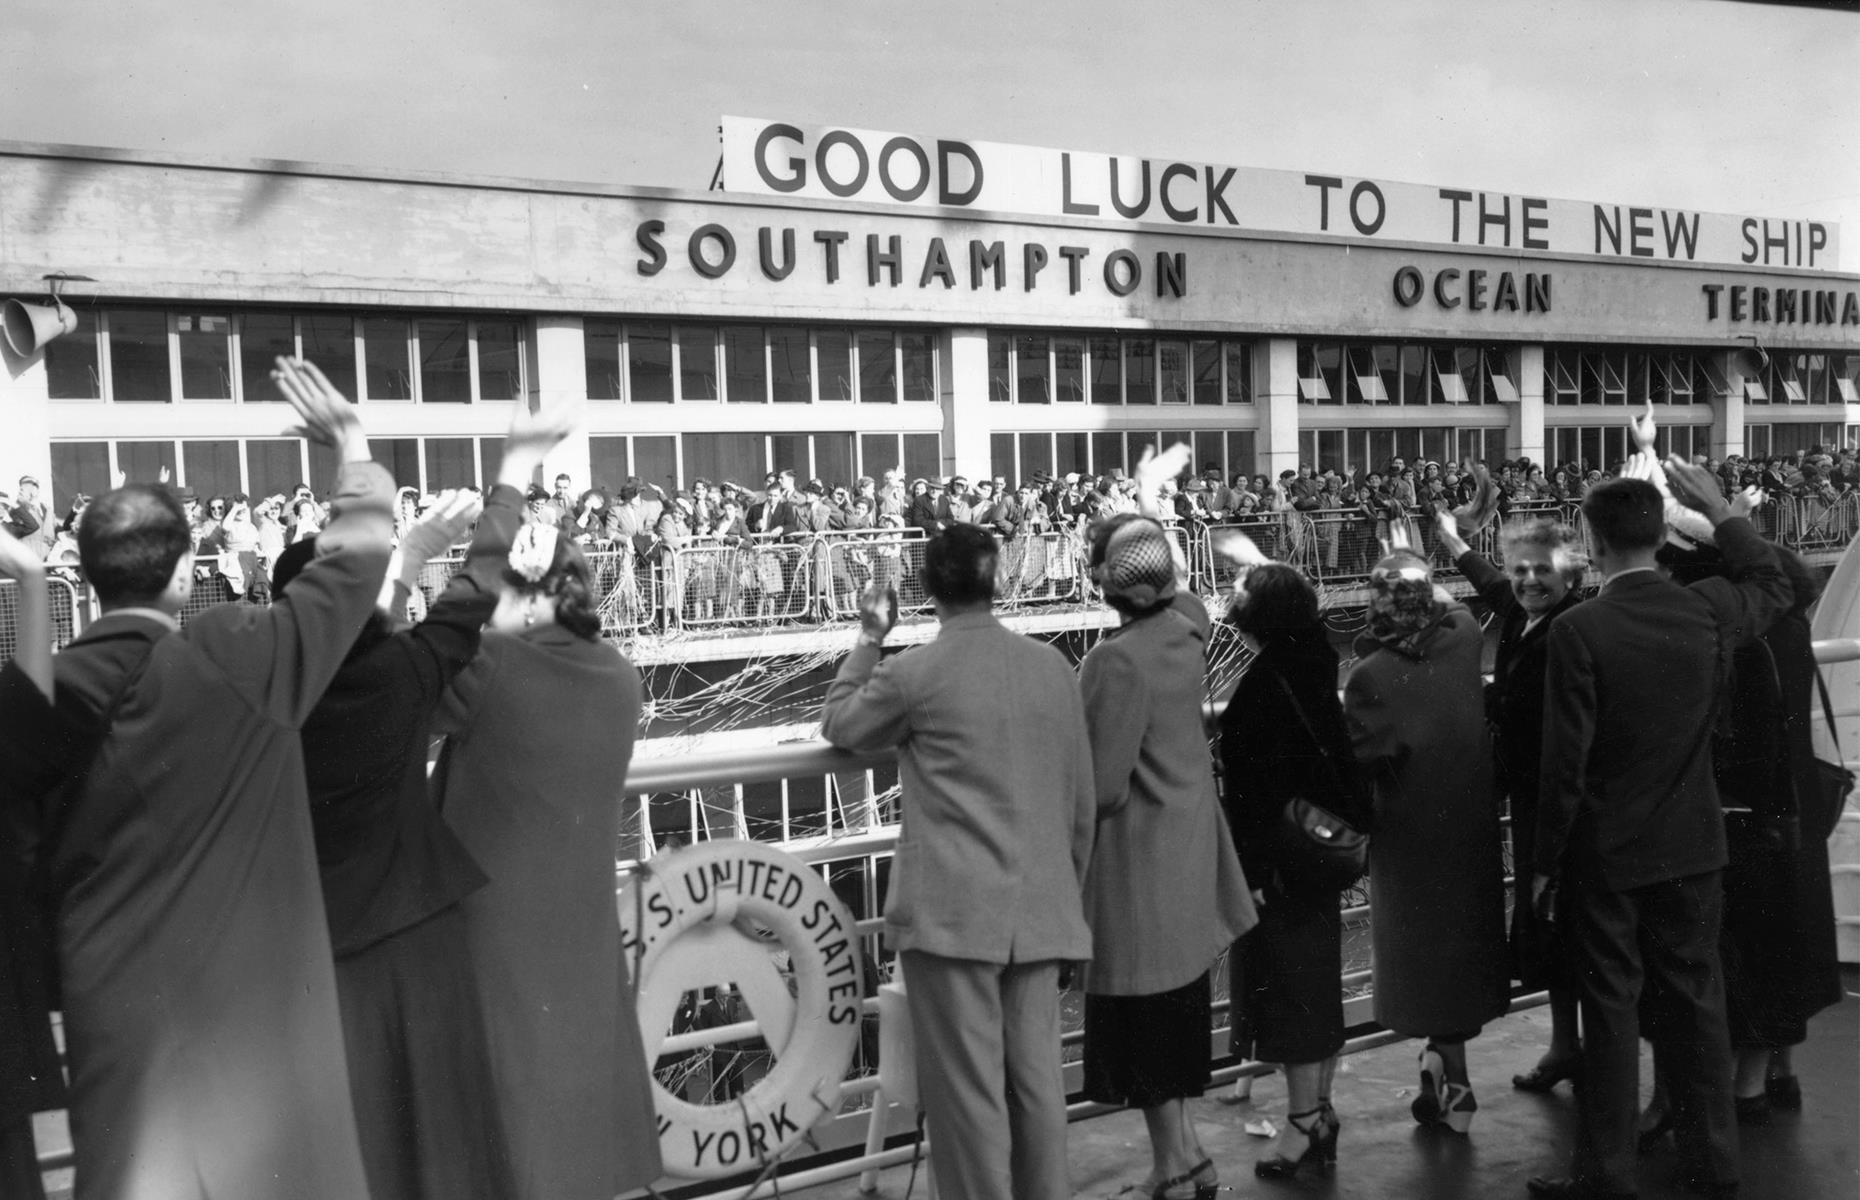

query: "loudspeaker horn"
(2, 296), (78, 357)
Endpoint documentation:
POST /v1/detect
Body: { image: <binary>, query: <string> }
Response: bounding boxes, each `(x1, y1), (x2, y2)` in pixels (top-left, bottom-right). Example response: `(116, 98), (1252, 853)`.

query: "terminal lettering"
(1702, 283), (1860, 326)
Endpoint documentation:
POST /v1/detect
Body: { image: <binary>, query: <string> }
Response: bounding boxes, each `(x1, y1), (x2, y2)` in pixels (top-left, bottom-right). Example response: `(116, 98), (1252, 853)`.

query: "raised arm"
(1435, 508), (1514, 615)
(819, 582), (911, 752)
(1665, 455), (1794, 639)
(188, 357), (393, 727)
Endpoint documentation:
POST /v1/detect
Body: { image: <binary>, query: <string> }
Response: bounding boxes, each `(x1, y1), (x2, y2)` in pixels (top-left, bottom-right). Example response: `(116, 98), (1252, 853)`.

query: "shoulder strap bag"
(1267, 670), (1369, 892)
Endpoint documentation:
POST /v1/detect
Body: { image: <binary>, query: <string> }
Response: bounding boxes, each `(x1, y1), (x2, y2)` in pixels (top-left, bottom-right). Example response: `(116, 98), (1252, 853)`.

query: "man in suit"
(1527, 461), (1792, 1200)
(821, 525), (1095, 1200)
(0, 357), (392, 1200)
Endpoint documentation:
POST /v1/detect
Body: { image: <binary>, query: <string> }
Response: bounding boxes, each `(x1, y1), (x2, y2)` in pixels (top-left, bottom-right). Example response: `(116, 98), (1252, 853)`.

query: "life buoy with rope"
(621, 838), (865, 1179)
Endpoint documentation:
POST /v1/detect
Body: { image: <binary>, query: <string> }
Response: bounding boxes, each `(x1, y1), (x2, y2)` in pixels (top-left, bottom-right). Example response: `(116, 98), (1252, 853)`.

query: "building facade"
(3, 135), (1858, 511)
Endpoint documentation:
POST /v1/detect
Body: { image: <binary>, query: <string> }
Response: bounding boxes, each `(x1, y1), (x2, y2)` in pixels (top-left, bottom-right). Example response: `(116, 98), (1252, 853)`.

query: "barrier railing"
(0, 575), (86, 663)
(7, 495), (1855, 659)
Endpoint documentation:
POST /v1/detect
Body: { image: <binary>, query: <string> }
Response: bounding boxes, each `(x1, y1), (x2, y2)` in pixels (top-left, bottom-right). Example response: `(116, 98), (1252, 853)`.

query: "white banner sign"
(721, 116), (1840, 273)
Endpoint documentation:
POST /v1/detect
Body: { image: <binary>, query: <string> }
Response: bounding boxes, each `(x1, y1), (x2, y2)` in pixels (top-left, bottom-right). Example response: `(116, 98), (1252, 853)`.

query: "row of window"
(48, 435), (509, 510)
(1744, 422), (1854, 459)
(1546, 424), (1710, 474)
(584, 322), (938, 405)
(1544, 348), (1860, 407)
(587, 432), (945, 496)
(987, 334), (1253, 406)
(1297, 343), (1516, 406)
(987, 429), (1260, 488)
(43, 309), (526, 405)
(1745, 353), (1860, 406)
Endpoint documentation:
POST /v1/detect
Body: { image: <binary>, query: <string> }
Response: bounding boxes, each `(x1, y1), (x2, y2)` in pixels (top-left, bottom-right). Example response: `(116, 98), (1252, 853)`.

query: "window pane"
(628, 322), (673, 403)
(590, 436), (627, 491)
(585, 318), (622, 400)
(476, 319), (521, 400)
(478, 437), (505, 484)
(1315, 343), (1344, 405)
(815, 433), (854, 489)
(860, 434), (899, 481)
(1054, 338), (1084, 403)
(769, 326), (810, 403)
(177, 314), (232, 399)
(770, 434), (808, 482)
(46, 308), (101, 400)
(1226, 431), (1256, 480)
(990, 433), (1015, 480)
(1018, 433), (1053, 485)
(1055, 432), (1088, 477)
(1015, 334), (1050, 404)
(1191, 431), (1223, 479)
(1192, 340), (1222, 405)
(1158, 339), (1189, 404)
(240, 313), (295, 403)
(419, 318), (471, 403)
(902, 433), (940, 482)
(901, 331), (936, 402)
(989, 332), (1012, 402)
(724, 326), (767, 403)
(182, 439), (241, 499)
(50, 441), (109, 513)
(309, 442), (342, 492)
(1090, 336), (1122, 404)
(245, 438), (304, 501)
(117, 440), (176, 484)
(1225, 342), (1250, 404)
(686, 433), (766, 489)
(817, 330), (853, 400)
(634, 435), (677, 493)
(109, 310), (171, 402)
(678, 326), (718, 400)
(300, 315), (356, 399)
(369, 438), (421, 488)
(858, 331), (897, 403)
(425, 437), (477, 489)
(1400, 344), (1428, 406)
(1091, 431), (1124, 474)
(362, 317), (412, 400)
(1124, 340), (1155, 404)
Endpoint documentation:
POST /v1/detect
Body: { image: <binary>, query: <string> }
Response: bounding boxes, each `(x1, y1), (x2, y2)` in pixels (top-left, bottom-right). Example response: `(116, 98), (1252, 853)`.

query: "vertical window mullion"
(466, 321), (481, 403)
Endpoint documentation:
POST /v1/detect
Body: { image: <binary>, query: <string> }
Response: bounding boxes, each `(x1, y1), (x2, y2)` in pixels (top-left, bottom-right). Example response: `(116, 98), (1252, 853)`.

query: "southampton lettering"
(635, 220), (1188, 299)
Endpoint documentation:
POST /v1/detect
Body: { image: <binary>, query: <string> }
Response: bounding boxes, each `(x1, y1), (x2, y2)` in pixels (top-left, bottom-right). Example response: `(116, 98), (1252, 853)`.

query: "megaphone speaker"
(2, 298), (79, 357)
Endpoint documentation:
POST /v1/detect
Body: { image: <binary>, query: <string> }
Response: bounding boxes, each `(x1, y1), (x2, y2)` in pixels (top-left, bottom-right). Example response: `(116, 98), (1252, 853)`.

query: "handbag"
(1807, 667), (1856, 843)
(1716, 639), (1800, 866)
(1268, 672), (1369, 892)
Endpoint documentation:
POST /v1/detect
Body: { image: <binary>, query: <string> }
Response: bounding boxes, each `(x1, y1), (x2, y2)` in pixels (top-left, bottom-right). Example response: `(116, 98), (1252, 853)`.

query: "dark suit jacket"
(18, 460), (392, 1199)
(1537, 517), (1793, 891)
(300, 482), (521, 957)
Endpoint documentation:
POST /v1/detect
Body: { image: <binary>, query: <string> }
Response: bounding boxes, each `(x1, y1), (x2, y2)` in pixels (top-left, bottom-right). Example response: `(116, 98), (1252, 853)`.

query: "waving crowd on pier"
(0, 358), (1848, 1200)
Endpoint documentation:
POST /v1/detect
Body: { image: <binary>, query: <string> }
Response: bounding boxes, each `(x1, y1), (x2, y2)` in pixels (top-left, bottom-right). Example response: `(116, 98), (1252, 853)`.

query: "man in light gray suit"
(822, 524), (1095, 1200)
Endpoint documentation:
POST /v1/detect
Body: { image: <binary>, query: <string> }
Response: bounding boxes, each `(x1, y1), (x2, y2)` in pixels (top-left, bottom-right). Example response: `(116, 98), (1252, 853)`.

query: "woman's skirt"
(1230, 888), (1345, 1066)
(1083, 971), (1212, 1108)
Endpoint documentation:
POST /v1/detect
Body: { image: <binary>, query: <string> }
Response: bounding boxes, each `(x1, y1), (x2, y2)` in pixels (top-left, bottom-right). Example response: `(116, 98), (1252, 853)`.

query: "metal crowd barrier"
(0, 574), (86, 662)
(6, 495), (1858, 660)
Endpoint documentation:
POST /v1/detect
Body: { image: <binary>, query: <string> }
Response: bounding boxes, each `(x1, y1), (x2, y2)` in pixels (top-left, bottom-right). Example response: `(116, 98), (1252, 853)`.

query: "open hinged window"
(1483, 349), (1519, 403)
(1431, 349), (1469, 404)
(1700, 357), (1735, 399)
(1347, 345), (1390, 402)
(1548, 351), (1580, 402)
(1654, 355), (1695, 403)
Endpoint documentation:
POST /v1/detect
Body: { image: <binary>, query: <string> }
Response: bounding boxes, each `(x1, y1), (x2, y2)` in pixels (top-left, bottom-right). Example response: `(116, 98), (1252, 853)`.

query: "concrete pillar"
(1260, 337), (1301, 479)
(0, 340), (53, 508)
(529, 315), (591, 492)
(943, 327), (991, 480)
(1708, 350), (1745, 460)
(1512, 345), (1545, 465)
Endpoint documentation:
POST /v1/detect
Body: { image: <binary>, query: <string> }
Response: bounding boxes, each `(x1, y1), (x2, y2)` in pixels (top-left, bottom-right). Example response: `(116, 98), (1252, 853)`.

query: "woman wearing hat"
(1079, 514), (1255, 1199)
(1344, 550), (1508, 1134)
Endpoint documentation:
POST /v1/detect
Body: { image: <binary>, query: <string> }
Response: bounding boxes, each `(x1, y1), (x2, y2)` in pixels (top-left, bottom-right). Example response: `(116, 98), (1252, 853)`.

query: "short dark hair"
(1581, 479), (1666, 554)
(1229, 563), (1319, 634)
(78, 485), (192, 607)
(921, 524), (997, 608)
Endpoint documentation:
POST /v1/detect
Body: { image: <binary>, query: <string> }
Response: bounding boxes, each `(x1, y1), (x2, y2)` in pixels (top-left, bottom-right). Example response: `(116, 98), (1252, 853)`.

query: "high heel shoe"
(1255, 1107), (1335, 1181)
(1636, 1107), (1673, 1153)
(1187, 1157), (1218, 1200)
(1512, 1049), (1584, 1093)
(1411, 1043), (1446, 1126)
(1317, 1101), (1341, 1164)
(1438, 1081), (1478, 1134)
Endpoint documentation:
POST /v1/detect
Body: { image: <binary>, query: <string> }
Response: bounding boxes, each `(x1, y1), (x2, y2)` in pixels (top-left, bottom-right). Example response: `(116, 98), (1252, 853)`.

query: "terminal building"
(3, 119), (1859, 517)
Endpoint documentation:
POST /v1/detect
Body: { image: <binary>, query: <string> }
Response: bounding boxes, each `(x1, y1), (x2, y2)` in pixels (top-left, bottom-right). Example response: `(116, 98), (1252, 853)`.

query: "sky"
(2, 0), (1856, 267)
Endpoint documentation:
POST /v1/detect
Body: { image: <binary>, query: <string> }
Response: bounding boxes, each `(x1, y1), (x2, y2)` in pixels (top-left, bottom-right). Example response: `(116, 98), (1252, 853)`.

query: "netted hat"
(1367, 550), (1439, 641)
(1098, 517), (1177, 610)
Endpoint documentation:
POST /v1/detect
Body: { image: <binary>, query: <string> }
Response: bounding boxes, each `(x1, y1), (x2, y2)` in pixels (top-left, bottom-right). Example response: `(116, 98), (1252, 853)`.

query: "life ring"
(620, 838), (865, 1179)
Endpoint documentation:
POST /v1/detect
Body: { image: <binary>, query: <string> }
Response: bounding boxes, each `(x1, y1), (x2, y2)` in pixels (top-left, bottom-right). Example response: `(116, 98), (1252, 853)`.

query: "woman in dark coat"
(1651, 542), (1843, 1132)
(1220, 562), (1370, 1179)
(1436, 511), (1588, 1091)
(435, 522), (662, 1200)
(1082, 516), (1257, 1199)
(1345, 550), (1509, 1135)
(279, 417), (551, 1200)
